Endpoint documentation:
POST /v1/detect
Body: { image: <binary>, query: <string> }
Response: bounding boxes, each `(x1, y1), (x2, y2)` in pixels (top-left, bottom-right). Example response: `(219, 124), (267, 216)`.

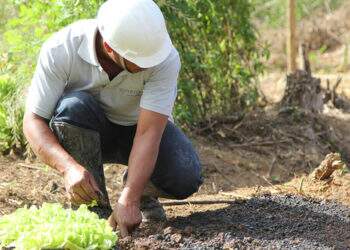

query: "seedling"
(0, 203), (118, 249)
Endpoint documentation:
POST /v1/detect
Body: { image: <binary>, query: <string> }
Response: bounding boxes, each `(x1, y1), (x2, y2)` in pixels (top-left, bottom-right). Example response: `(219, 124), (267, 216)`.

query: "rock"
(163, 226), (174, 235)
(154, 234), (164, 240)
(170, 233), (183, 243)
(184, 226), (193, 236)
(135, 240), (151, 250)
(121, 236), (132, 244)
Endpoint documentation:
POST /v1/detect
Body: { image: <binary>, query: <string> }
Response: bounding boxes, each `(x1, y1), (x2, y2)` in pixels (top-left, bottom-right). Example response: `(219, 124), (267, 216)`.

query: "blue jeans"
(50, 91), (203, 199)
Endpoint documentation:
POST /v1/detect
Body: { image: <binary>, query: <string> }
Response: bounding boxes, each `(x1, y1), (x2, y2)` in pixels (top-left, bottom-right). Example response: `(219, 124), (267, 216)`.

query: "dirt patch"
(0, 158), (67, 216)
(195, 107), (350, 195)
(1, 103), (350, 249)
(118, 194), (350, 249)
(266, 170), (350, 207)
(2, 107), (348, 208)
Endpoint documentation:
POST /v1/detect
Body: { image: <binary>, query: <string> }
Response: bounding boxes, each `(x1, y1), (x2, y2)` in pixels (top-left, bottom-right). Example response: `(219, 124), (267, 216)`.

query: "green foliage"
(251, 0), (345, 28)
(0, 203), (118, 249)
(158, 0), (268, 126)
(0, 0), (104, 154)
(0, 74), (25, 153)
(0, 0), (268, 153)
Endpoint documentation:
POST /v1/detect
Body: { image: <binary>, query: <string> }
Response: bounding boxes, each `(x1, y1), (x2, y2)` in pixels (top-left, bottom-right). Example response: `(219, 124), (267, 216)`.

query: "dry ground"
(1, 106), (350, 249)
(3, 5), (350, 247)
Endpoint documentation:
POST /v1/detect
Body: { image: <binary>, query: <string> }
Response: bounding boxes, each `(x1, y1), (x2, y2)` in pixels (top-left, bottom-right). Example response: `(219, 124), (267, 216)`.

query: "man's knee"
(152, 123), (203, 199)
(152, 159), (203, 200)
(167, 165), (203, 199)
(51, 91), (106, 131)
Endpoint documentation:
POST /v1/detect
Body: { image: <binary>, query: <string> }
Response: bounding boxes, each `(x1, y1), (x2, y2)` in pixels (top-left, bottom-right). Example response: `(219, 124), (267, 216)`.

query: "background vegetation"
(252, 0), (344, 27)
(0, 0), (345, 155)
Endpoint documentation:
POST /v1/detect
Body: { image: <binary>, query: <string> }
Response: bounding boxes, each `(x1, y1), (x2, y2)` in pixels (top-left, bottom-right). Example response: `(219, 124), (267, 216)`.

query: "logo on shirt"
(119, 87), (143, 96)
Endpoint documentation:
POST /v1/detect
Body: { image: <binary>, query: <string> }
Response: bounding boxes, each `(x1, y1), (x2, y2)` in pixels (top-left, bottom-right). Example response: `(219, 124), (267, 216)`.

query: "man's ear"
(103, 42), (113, 53)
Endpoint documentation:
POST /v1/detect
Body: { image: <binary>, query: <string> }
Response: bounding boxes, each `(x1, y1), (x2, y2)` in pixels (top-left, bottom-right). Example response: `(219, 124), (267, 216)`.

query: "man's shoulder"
(42, 19), (97, 52)
(151, 47), (181, 73)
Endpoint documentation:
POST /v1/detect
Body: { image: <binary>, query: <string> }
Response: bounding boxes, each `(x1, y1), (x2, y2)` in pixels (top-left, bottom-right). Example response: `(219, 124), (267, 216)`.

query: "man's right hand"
(63, 165), (103, 206)
(23, 112), (105, 206)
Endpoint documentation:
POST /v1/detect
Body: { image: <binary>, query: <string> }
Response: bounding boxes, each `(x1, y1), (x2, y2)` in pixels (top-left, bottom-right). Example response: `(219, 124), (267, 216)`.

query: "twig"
(220, 192), (252, 199)
(161, 199), (238, 206)
(195, 120), (218, 134)
(268, 156), (277, 177)
(227, 140), (289, 148)
(18, 163), (44, 171)
(278, 130), (306, 143)
(298, 177), (305, 194)
(248, 169), (281, 191)
(17, 163), (60, 177)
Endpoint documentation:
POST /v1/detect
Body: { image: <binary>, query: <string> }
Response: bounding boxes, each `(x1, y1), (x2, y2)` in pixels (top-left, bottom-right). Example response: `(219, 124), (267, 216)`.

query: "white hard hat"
(97, 0), (173, 68)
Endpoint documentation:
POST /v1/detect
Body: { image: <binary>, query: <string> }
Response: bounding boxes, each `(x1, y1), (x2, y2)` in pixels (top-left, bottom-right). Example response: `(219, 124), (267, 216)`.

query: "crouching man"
(23, 0), (203, 237)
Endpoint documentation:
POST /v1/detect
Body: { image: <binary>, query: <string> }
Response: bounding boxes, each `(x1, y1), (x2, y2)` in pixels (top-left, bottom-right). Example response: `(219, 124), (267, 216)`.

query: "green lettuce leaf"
(0, 203), (118, 250)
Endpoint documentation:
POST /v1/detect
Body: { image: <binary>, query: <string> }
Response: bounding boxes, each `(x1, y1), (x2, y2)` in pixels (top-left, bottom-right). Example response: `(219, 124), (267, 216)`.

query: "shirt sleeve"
(25, 42), (69, 119)
(140, 49), (181, 116)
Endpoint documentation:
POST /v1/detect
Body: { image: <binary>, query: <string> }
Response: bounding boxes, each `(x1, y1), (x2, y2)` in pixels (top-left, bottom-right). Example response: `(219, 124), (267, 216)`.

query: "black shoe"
(140, 196), (167, 222)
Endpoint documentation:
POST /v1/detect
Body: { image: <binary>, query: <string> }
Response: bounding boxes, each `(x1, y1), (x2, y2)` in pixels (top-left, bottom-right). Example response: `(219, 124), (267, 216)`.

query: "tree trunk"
(287, 0), (297, 73)
(280, 45), (324, 113)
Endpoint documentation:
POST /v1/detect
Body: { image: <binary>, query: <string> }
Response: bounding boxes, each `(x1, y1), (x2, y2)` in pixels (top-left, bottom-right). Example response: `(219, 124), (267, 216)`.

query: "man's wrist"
(119, 186), (142, 206)
(59, 161), (81, 176)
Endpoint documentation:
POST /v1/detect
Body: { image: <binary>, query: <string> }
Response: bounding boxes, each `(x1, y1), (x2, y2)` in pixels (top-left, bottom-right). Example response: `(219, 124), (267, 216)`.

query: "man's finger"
(88, 176), (109, 206)
(88, 175), (103, 195)
(70, 192), (85, 205)
(108, 215), (117, 231)
(119, 224), (130, 238)
(73, 185), (92, 202)
(81, 181), (99, 201)
(127, 224), (138, 234)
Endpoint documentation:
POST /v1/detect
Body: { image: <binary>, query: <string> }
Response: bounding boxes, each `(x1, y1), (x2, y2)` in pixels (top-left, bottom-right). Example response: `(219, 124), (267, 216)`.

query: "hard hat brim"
(117, 34), (173, 69)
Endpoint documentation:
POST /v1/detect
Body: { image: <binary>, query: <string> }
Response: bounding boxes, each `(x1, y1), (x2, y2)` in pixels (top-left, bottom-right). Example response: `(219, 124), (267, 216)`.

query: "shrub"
(1, 0), (268, 153)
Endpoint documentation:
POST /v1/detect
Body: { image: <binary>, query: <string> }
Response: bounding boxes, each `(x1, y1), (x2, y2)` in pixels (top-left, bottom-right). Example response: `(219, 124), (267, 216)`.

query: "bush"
(158, 0), (268, 126)
(0, 74), (25, 153)
(0, 0), (268, 154)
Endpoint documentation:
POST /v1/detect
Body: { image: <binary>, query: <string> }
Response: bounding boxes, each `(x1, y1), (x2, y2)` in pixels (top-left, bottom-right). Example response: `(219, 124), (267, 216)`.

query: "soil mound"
(119, 194), (350, 249)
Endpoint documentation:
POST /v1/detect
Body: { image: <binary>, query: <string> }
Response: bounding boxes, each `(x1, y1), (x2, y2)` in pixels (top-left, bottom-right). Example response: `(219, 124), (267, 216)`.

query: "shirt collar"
(77, 20), (100, 67)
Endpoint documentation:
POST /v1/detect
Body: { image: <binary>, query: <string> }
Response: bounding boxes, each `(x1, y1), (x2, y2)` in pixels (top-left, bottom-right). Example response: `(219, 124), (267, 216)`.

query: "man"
(23, 0), (203, 237)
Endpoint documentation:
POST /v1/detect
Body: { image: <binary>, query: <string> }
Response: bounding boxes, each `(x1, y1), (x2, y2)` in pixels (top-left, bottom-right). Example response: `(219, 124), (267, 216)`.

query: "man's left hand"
(108, 190), (142, 237)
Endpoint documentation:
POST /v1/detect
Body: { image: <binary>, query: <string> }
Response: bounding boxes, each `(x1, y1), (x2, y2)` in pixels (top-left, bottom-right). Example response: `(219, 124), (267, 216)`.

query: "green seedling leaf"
(0, 203), (118, 250)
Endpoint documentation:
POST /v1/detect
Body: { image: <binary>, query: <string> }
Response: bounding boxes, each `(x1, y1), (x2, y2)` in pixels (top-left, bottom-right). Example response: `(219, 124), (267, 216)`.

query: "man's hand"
(63, 165), (103, 206)
(23, 112), (104, 205)
(108, 188), (142, 237)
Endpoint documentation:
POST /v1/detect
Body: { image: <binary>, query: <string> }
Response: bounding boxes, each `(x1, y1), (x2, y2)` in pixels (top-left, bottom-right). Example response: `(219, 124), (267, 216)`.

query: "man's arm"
(124, 108), (168, 202)
(108, 108), (168, 236)
(23, 111), (102, 204)
(24, 112), (76, 174)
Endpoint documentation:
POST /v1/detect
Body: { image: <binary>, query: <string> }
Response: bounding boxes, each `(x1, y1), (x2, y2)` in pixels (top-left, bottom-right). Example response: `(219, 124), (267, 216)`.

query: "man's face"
(104, 42), (146, 73)
(111, 50), (145, 73)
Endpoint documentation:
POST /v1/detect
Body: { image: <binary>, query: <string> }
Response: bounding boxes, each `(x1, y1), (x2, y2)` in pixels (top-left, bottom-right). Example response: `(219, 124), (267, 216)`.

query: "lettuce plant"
(0, 203), (117, 250)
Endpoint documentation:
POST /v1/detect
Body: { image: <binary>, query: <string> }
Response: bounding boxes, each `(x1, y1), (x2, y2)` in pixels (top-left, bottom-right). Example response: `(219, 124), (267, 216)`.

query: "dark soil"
(120, 194), (350, 249)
